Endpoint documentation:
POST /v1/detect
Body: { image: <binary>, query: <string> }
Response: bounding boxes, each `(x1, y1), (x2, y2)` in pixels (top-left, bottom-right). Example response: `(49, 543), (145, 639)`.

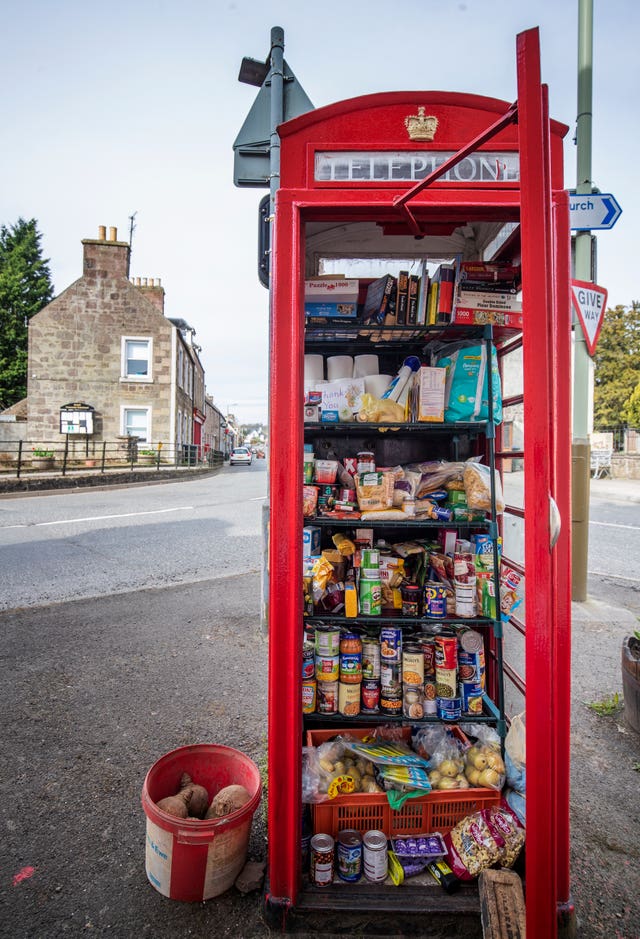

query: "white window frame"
(121, 405), (152, 443)
(121, 336), (153, 382)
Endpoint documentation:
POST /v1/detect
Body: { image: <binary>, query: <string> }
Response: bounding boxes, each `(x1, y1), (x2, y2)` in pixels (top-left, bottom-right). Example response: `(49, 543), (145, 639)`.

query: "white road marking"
(589, 569), (640, 584)
(2, 507), (194, 530)
(589, 520), (640, 532)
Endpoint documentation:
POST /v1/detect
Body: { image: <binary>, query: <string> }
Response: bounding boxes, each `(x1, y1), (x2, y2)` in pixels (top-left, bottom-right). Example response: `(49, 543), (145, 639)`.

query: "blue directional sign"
(569, 192), (622, 231)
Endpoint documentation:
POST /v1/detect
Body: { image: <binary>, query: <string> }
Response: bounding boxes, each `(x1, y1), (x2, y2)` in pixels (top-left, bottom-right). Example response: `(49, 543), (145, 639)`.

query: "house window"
(122, 407), (151, 442)
(122, 337), (152, 381)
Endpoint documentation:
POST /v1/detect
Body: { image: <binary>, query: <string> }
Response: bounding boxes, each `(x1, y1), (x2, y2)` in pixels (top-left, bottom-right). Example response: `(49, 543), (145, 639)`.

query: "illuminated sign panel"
(315, 150), (520, 183)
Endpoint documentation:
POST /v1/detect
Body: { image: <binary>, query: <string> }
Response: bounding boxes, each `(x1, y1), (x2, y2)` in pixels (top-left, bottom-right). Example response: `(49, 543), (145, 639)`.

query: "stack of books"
(452, 262), (522, 327)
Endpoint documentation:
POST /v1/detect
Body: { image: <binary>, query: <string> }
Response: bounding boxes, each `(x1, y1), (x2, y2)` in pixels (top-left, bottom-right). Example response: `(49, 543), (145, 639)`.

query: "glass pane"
(126, 340), (149, 376)
(124, 409), (148, 442)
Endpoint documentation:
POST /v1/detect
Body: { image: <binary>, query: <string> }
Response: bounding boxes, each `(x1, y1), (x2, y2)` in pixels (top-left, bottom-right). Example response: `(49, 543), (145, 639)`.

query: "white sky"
(2, 0), (637, 424)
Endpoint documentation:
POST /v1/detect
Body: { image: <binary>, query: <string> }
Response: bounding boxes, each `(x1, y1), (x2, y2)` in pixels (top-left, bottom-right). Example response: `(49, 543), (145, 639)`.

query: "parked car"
(229, 446), (252, 466)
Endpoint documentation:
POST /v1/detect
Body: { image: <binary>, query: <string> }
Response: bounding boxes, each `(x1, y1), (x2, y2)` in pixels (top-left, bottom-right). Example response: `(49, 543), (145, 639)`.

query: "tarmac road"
(1, 473), (639, 938)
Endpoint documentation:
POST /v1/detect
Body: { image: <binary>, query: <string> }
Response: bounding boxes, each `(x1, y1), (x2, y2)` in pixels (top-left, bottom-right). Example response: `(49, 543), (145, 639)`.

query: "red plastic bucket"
(141, 743), (262, 902)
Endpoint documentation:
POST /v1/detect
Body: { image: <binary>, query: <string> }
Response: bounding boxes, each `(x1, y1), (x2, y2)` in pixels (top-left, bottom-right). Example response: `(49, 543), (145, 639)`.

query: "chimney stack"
(132, 273), (165, 314)
(82, 224), (130, 280)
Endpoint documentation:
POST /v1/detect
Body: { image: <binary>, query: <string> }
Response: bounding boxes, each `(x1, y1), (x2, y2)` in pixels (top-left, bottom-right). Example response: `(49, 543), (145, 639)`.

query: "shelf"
(303, 699), (499, 727)
(304, 421), (488, 437)
(305, 613), (496, 629)
(304, 322), (520, 350)
(307, 516), (489, 529)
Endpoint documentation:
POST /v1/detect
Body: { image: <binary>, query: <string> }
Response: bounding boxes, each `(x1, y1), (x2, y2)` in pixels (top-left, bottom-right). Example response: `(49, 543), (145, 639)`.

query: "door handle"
(549, 495), (561, 549)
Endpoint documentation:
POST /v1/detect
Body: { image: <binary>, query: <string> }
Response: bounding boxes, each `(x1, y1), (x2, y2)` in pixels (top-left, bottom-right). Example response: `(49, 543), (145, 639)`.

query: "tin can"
(401, 583), (421, 617)
(435, 666), (457, 699)
(380, 691), (403, 715)
(402, 645), (425, 687)
(302, 641), (315, 680)
(403, 684), (424, 719)
(361, 548), (380, 571)
(363, 830), (388, 883)
(361, 679), (380, 712)
(437, 697), (462, 721)
(302, 679), (317, 714)
(458, 627), (484, 653)
(459, 682), (484, 715)
(315, 628), (340, 657)
(315, 654), (339, 682)
(310, 833), (334, 887)
(424, 583), (448, 618)
(458, 649), (486, 684)
(360, 577), (382, 616)
(435, 634), (458, 671)
(362, 638), (381, 679)
(316, 680), (338, 714)
(423, 676), (438, 714)
(337, 829), (362, 882)
(380, 662), (402, 696)
(380, 626), (402, 662)
(340, 632), (363, 683)
(357, 451), (376, 473)
(420, 638), (437, 676)
(454, 581), (477, 618)
(338, 681), (361, 717)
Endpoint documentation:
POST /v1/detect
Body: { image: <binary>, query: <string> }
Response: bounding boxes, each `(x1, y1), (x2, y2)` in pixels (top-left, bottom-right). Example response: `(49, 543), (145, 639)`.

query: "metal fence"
(0, 439), (225, 478)
(593, 425), (640, 453)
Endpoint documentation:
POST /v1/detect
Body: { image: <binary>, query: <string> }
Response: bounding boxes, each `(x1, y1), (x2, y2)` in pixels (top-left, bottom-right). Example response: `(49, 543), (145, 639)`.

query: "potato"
(334, 761), (346, 776)
(455, 774), (470, 789)
(205, 784), (251, 819)
(465, 766), (481, 786)
(157, 789), (192, 818)
(428, 770), (442, 786)
(319, 757), (335, 774)
(439, 760), (459, 778)
(437, 776), (459, 790)
(478, 768), (501, 789)
(180, 772), (209, 819)
(486, 752), (506, 774)
(472, 753), (488, 771)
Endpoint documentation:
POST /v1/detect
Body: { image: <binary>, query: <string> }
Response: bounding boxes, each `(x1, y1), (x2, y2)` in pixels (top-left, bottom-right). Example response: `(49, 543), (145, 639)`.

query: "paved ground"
(1, 475), (639, 937)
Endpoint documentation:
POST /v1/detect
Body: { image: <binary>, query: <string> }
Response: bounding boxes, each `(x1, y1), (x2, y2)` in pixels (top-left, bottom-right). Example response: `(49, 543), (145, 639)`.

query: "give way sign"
(570, 280), (608, 356)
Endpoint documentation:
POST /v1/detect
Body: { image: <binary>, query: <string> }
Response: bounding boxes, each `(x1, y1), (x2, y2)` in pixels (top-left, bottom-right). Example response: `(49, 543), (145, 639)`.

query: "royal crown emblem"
(404, 107), (439, 142)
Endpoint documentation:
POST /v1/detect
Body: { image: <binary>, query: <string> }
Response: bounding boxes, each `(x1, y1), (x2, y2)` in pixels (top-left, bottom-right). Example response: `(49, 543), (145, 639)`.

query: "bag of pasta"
(463, 461), (505, 515)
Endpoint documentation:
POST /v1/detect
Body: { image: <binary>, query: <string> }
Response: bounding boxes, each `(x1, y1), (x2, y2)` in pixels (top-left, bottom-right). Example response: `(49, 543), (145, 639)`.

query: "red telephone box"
(267, 28), (572, 937)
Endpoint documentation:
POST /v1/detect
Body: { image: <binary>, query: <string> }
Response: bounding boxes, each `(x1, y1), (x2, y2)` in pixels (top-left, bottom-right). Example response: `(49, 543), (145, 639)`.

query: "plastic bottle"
(381, 356), (421, 402)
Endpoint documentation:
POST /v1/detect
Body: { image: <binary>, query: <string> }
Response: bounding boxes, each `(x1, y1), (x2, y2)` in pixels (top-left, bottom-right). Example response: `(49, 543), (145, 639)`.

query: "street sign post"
(570, 279), (608, 355)
(569, 192), (622, 230)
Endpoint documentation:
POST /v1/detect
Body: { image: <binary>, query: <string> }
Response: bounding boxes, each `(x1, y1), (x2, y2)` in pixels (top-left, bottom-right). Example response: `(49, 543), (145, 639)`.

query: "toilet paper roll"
(304, 354), (324, 381)
(353, 354), (379, 378)
(364, 374), (393, 397)
(326, 355), (354, 380)
(304, 379), (327, 395)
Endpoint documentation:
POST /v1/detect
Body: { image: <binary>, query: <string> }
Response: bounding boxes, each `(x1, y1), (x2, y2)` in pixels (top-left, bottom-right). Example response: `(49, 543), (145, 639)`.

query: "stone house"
(26, 226), (206, 458)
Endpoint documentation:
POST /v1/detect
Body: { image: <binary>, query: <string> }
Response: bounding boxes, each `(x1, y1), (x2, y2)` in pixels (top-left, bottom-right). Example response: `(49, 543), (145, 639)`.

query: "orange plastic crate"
(306, 726), (500, 839)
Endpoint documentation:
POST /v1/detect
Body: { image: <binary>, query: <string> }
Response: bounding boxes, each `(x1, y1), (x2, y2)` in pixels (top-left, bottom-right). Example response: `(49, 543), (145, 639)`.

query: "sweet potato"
(180, 772), (210, 819)
(205, 784), (251, 819)
(156, 787), (192, 818)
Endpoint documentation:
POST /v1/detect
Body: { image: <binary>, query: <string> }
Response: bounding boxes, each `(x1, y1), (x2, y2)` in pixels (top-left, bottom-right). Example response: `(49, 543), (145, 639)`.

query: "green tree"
(0, 218), (54, 409)
(593, 301), (640, 427)
(622, 380), (640, 426)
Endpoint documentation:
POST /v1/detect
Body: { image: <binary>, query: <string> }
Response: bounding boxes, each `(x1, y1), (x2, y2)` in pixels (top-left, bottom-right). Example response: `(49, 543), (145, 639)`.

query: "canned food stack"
(304, 625), (486, 720)
(310, 828), (389, 886)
